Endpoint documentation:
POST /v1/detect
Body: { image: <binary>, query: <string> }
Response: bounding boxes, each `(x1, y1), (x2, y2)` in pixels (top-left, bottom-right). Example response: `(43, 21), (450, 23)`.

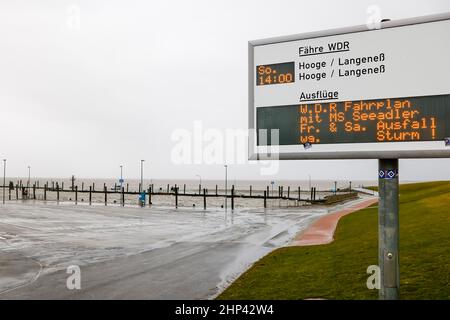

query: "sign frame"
(248, 12), (450, 160)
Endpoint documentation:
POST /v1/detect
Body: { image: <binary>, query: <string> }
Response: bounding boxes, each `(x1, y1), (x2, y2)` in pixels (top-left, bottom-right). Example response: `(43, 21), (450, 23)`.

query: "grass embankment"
(218, 181), (450, 300)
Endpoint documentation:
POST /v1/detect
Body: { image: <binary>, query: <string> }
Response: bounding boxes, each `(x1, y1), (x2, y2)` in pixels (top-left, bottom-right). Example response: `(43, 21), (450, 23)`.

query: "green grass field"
(218, 181), (450, 300)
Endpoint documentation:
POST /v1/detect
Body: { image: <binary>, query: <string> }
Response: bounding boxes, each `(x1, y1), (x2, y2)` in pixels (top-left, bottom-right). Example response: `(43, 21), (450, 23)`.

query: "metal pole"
(140, 160), (144, 193)
(224, 165), (227, 211)
(196, 174), (201, 193)
(120, 165), (123, 190)
(2, 159), (6, 204)
(27, 166), (31, 200)
(378, 158), (399, 300)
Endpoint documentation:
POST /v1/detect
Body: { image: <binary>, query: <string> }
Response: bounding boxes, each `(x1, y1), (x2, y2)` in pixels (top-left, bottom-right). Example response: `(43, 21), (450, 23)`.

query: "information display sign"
(249, 13), (450, 159)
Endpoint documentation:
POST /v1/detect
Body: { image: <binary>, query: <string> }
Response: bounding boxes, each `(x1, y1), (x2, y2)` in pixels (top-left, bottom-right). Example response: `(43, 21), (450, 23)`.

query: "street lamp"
(119, 165), (123, 189)
(2, 159), (6, 204)
(195, 174), (202, 194)
(28, 166), (31, 199)
(140, 160), (145, 193)
(224, 165), (228, 211)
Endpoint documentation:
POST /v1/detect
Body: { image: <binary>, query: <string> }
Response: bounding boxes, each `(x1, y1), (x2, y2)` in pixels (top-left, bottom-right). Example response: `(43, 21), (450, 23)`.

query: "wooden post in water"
(9, 187), (11, 200)
(148, 187), (152, 206)
(287, 186), (290, 199)
(89, 186), (92, 205)
(82, 182), (84, 191)
(57, 183), (60, 202)
(250, 185), (252, 197)
(264, 190), (267, 208)
(104, 185), (107, 206)
(298, 187), (301, 201)
(215, 185), (218, 196)
(203, 188), (206, 210)
(175, 186), (178, 208)
(167, 184), (169, 194)
(149, 186), (152, 205)
(75, 186), (78, 204)
(183, 184), (186, 195)
(33, 184), (36, 199)
(267, 186), (269, 198)
(198, 184), (201, 195)
(173, 183), (178, 200)
(231, 185), (234, 210)
(126, 183), (129, 192)
(122, 187), (125, 206)
(44, 183), (47, 201)
(61, 182), (64, 190)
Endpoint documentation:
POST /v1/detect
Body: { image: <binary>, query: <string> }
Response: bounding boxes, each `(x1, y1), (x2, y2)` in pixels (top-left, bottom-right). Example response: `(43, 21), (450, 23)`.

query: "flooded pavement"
(0, 197), (373, 299)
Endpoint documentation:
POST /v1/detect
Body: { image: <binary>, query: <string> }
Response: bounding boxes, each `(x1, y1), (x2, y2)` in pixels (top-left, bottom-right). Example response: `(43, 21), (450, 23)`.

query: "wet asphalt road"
(1, 241), (262, 299)
(0, 200), (367, 299)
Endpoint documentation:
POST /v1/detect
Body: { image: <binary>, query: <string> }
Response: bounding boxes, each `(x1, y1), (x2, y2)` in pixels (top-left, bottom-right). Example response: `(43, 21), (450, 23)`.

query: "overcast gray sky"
(1, 0), (450, 181)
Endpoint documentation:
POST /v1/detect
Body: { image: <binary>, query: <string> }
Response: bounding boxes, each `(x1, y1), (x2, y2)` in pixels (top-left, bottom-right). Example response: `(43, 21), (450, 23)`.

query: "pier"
(0, 180), (358, 209)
